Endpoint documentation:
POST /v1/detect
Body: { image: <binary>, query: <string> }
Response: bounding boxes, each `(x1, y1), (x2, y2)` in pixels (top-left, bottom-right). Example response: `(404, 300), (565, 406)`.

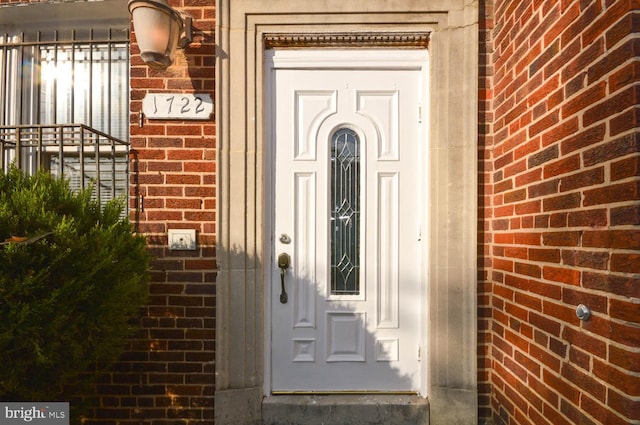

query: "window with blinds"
(0, 21), (130, 210)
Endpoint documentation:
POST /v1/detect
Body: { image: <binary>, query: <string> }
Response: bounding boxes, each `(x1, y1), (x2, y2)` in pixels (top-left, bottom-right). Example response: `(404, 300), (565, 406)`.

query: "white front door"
(267, 50), (427, 393)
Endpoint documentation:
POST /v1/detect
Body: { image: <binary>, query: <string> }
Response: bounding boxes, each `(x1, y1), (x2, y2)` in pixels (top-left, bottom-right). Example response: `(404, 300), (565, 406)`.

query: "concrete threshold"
(262, 394), (429, 425)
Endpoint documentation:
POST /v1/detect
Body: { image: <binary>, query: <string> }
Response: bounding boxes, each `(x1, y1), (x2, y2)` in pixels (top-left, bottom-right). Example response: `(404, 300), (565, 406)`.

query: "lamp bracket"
(178, 13), (192, 48)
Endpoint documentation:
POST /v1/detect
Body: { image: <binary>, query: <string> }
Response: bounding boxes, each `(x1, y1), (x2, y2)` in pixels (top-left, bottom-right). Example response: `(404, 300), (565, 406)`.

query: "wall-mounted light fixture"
(128, 0), (192, 70)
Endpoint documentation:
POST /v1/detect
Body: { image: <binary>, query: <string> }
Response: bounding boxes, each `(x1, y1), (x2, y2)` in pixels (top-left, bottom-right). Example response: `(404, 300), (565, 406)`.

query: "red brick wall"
(84, 1), (217, 423)
(487, 0), (639, 424)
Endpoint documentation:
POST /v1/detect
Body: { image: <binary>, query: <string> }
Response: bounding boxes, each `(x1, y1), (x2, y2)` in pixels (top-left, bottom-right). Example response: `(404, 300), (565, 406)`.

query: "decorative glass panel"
(330, 128), (360, 295)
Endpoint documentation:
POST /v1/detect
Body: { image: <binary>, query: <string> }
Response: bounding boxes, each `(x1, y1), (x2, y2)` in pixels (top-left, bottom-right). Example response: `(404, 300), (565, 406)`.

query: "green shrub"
(0, 166), (150, 401)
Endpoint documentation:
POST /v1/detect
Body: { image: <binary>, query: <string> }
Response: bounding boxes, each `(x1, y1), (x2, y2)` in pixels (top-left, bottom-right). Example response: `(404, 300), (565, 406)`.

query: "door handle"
(277, 253), (290, 304)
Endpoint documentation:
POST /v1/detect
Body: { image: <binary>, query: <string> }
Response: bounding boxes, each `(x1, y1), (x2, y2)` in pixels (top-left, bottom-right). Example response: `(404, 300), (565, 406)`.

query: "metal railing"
(0, 124), (129, 209)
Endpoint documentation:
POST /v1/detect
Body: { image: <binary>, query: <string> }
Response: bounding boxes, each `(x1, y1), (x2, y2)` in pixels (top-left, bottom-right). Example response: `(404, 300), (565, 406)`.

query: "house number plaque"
(142, 93), (213, 120)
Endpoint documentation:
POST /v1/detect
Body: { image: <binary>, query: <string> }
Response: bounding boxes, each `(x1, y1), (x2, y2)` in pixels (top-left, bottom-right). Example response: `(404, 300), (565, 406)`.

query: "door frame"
(215, 2), (479, 423)
(264, 49), (430, 396)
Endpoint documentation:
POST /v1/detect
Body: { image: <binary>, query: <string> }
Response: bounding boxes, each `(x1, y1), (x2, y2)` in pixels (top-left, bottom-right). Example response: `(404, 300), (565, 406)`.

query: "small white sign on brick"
(168, 229), (197, 251)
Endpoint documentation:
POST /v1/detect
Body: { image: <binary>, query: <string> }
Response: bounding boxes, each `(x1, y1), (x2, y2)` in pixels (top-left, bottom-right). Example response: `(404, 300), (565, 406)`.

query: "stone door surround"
(215, 1), (479, 424)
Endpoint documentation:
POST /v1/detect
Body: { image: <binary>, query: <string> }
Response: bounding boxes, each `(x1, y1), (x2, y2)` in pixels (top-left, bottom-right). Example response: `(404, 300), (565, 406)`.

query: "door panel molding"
(269, 63), (423, 392)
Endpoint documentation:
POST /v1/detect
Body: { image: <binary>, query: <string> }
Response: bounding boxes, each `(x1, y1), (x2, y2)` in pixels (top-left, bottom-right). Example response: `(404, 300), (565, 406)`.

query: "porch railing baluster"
(0, 124), (129, 212)
(80, 126), (85, 190)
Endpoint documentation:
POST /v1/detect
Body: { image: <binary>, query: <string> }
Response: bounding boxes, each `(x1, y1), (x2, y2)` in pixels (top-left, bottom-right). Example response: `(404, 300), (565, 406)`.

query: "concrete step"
(262, 394), (429, 425)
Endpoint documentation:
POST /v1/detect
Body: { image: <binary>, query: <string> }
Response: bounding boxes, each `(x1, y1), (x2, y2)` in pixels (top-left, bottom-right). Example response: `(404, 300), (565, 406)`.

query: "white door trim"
(264, 48), (430, 397)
